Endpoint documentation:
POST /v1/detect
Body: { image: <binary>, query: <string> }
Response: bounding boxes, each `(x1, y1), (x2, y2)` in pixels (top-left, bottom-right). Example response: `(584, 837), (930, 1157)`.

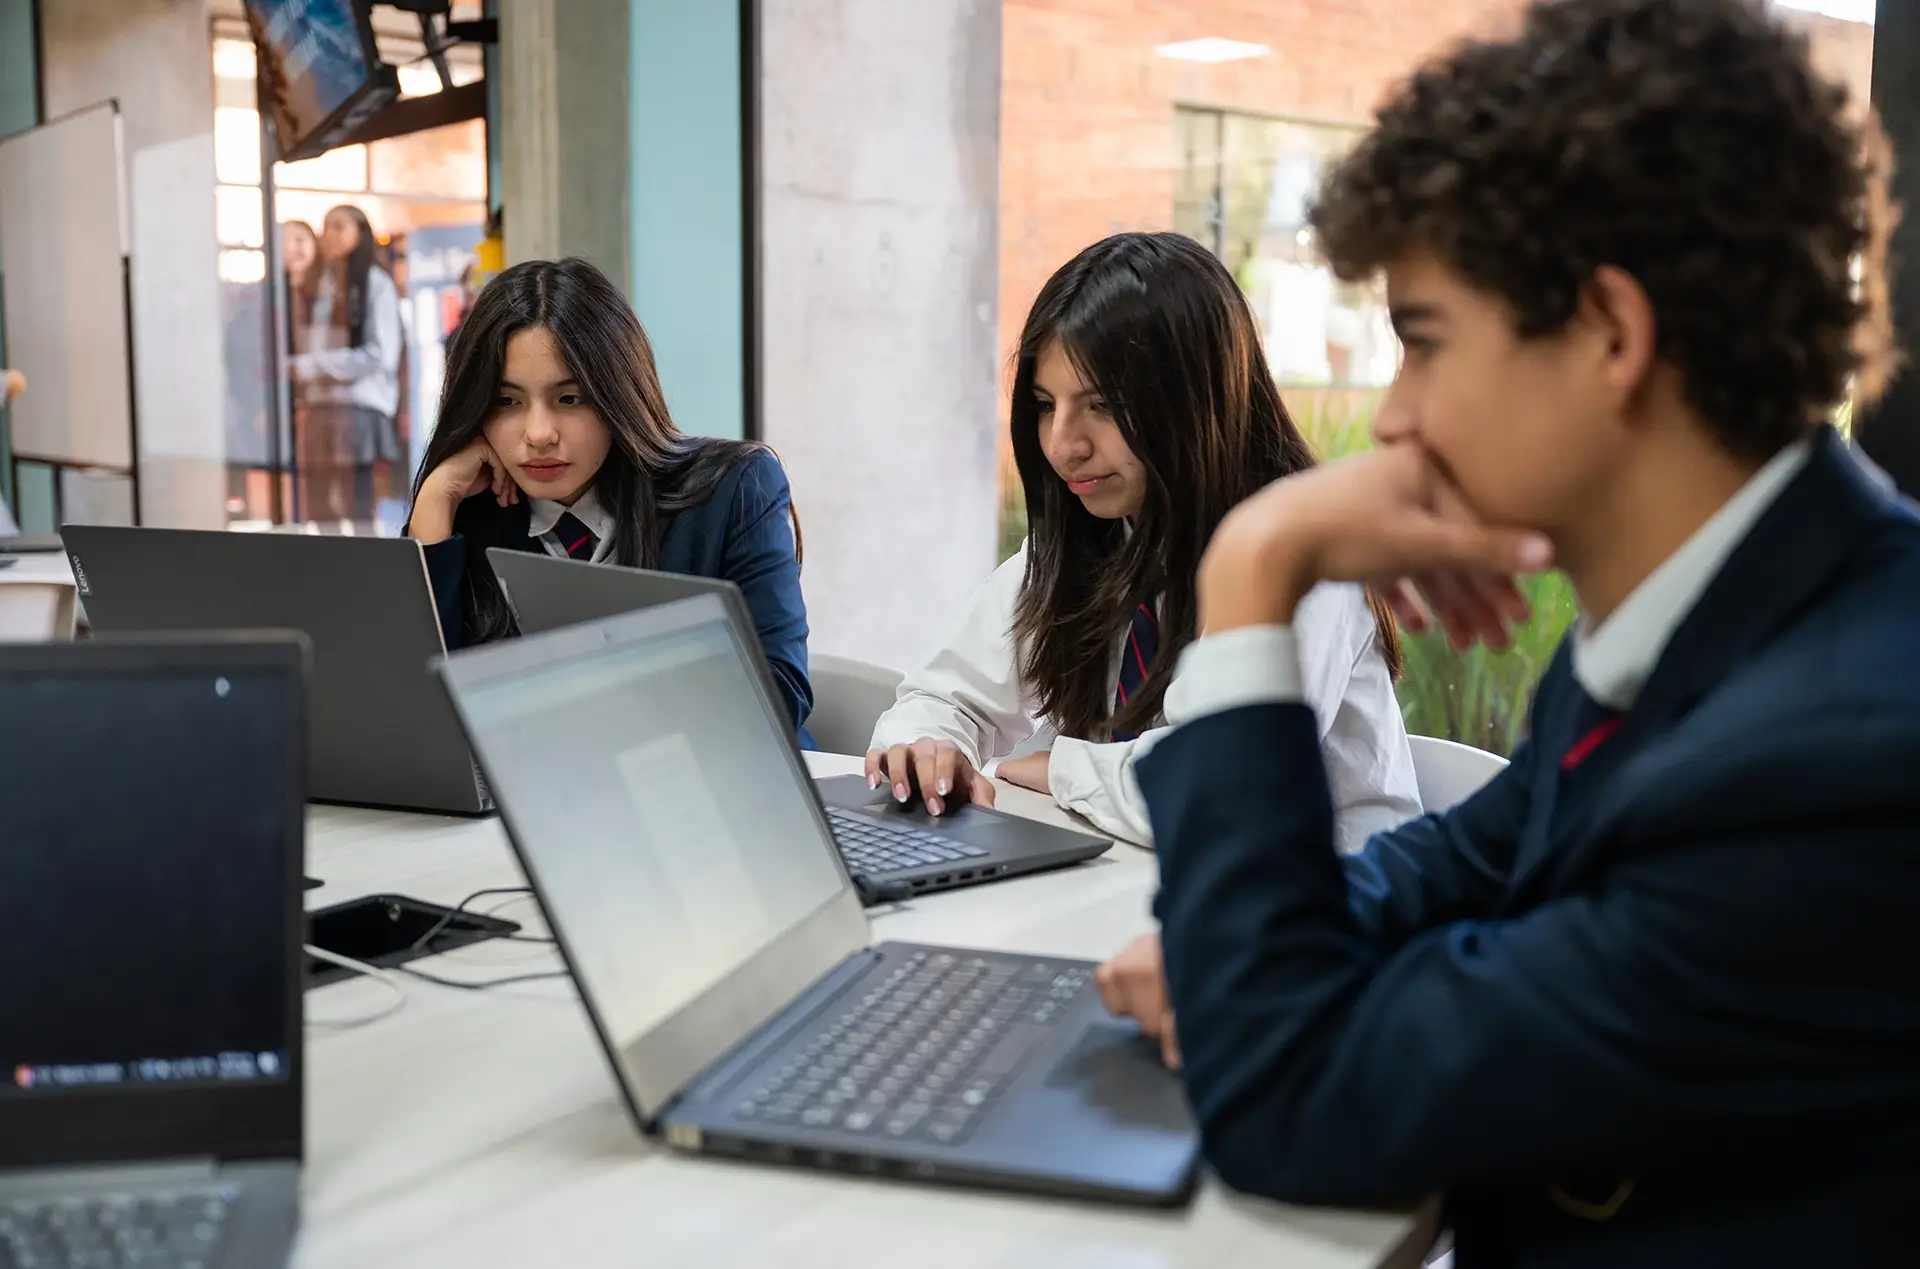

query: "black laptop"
(62, 526), (491, 816)
(486, 547), (1112, 897)
(434, 595), (1199, 1203)
(0, 635), (307, 1267)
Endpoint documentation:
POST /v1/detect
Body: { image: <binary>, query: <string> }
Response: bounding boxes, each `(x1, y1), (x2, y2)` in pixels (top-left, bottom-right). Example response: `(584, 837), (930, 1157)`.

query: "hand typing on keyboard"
(866, 738), (996, 817)
(1094, 932), (1180, 1070)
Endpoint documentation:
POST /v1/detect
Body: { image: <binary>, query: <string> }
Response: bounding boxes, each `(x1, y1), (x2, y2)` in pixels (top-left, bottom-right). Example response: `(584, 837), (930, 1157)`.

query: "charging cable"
(304, 943), (409, 1029)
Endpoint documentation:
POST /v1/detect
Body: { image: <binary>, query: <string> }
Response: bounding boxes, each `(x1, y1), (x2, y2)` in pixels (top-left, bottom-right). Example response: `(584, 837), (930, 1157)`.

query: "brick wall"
(997, 2), (1875, 473)
(999, 0), (1528, 411)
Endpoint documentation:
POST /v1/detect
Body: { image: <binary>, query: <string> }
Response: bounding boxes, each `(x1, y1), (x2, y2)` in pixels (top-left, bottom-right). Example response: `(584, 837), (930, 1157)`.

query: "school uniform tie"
(553, 511), (598, 561)
(1112, 602), (1160, 742)
(1560, 685), (1622, 772)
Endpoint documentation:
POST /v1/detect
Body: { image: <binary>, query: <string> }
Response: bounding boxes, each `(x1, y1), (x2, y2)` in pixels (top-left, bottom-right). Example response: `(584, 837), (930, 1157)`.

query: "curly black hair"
(1309, 0), (1897, 464)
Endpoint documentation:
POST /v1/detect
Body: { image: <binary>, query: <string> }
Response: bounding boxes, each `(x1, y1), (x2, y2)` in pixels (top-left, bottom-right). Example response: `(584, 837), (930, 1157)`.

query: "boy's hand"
(1199, 446), (1554, 648)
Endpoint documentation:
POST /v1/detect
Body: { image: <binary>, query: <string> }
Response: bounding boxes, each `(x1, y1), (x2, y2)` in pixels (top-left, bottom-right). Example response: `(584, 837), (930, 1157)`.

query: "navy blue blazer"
(420, 448), (815, 745)
(1137, 426), (1920, 1268)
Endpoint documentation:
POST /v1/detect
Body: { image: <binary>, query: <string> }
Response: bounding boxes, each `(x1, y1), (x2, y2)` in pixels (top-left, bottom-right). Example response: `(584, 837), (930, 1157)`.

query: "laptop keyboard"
(0, 1186), (234, 1269)
(734, 950), (1091, 1147)
(826, 807), (989, 878)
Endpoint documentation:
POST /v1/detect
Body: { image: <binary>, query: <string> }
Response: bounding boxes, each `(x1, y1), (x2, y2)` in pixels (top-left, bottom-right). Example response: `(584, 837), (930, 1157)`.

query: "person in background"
(868, 232), (1419, 849)
(291, 204), (401, 524)
(405, 257), (814, 742)
(1101, 1), (1920, 1262)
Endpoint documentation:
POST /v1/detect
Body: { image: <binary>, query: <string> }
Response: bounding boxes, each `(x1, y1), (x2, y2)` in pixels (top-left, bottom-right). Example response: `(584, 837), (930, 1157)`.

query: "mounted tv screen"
(243, 0), (400, 162)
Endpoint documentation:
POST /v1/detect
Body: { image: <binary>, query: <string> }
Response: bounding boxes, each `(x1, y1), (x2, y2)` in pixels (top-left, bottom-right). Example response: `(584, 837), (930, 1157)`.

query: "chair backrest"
(1408, 734), (1507, 814)
(807, 653), (906, 756)
(0, 580), (78, 642)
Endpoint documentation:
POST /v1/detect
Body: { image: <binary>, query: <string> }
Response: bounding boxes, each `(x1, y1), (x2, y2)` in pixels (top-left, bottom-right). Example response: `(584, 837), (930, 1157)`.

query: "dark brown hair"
(1010, 232), (1401, 741)
(1309, 0), (1898, 461)
(411, 257), (772, 642)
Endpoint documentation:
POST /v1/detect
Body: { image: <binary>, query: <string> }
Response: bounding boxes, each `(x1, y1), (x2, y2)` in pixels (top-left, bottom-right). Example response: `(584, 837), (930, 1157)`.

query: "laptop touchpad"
(1044, 1019), (1190, 1131)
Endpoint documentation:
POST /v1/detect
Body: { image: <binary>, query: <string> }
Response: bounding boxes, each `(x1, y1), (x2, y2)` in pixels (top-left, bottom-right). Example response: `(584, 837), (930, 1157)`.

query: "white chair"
(1408, 734), (1508, 813)
(808, 653), (905, 755)
(0, 580), (77, 642)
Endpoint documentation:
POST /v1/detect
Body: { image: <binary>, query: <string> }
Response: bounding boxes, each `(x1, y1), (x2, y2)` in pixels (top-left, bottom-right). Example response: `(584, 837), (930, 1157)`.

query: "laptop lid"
(0, 635), (307, 1172)
(486, 548), (752, 640)
(436, 595), (869, 1123)
(61, 526), (484, 814)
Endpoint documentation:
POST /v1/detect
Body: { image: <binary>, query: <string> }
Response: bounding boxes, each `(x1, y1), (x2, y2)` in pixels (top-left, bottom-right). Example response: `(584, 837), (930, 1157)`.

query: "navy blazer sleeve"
(1138, 699), (1920, 1207)
(420, 535), (470, 650)
(713, 451), (813, 736)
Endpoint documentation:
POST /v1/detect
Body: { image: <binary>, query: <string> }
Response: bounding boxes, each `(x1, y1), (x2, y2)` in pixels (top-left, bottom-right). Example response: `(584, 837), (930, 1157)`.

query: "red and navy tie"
(554, 511), (598, 561)
(1112, 602), (1159, 742)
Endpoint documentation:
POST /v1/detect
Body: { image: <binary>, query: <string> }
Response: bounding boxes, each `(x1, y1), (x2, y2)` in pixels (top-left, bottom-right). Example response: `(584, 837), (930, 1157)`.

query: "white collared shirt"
(869, 543), (1421, 851)
(526, 488), (616, 564)
(1169, 437), (1817, 765)
(1573, 437), (1811, 709)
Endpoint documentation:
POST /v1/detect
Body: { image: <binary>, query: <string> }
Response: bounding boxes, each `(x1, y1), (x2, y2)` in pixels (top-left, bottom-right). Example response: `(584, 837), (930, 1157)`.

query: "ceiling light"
(1772, 0), (1875, 22)
(1154, 38), (1271, 64)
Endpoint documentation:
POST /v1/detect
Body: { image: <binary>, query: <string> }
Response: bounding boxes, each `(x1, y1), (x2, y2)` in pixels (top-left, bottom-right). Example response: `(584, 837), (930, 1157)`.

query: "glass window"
(995, 0), (1875, 754)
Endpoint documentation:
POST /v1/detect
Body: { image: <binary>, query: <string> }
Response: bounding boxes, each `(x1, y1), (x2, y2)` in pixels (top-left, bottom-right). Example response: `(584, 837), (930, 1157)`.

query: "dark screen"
(243, 0), (371, 157)
(0, 667), (294, 1097)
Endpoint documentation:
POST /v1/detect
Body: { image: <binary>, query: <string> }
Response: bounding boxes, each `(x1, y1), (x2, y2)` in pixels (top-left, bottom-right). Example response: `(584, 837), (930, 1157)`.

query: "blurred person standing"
(290, 205), (401, 524)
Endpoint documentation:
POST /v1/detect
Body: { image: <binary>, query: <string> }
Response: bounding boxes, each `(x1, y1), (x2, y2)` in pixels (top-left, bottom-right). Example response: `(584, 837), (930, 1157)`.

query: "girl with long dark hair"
(290, 204), (403, 522)
(867, 232), (1418, 848)
(407, 256), (813, 736)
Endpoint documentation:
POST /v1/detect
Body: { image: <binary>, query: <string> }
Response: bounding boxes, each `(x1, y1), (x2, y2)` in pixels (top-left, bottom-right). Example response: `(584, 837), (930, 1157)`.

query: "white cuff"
(1164, 625), (1304, 723)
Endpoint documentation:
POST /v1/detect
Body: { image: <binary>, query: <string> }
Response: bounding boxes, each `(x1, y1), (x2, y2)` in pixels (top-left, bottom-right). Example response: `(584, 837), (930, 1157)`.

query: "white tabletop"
(0, 551), (73, 586)
(296, 753), (1432, 1269)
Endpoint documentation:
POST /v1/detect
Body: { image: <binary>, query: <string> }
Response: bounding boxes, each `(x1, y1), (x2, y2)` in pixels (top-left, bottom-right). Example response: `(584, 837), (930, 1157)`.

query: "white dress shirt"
(291, 267), (403, 418)
(526, 488), (617, 564)
(870, 543), (1421, 851)
(1170, 437), (1816, 750)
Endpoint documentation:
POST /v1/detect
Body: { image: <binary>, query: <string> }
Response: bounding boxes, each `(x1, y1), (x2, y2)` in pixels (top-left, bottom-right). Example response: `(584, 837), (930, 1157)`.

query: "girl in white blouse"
(866, 233), (1420, 851)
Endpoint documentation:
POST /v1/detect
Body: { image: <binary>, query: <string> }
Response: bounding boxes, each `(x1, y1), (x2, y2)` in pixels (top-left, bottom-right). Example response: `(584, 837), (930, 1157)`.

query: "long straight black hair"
(323, 204), (381, 348)
(1010, 232), (1401, 740)
(412, 257), (771, 643)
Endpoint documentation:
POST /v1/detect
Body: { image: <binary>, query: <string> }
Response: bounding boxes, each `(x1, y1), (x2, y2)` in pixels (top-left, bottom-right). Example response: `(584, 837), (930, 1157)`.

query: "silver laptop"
(62, 526), (491, 815)
(487, 547), (1114, 898)
(434, 595), (1199, 1204)
(0, 636), (306, 1267)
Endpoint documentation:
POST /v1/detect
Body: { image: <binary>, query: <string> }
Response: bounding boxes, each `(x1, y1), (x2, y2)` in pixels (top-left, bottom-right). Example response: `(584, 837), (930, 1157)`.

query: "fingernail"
(894, 783), (909, 802)
(867, 774), (879, 789)
(1516, 535), (1552, 569)
(927, 796), (943, 815)
(936, 779), (951, 796)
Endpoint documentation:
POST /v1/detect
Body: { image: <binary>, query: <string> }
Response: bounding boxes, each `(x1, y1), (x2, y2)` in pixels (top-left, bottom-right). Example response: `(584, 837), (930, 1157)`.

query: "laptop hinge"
(0, 1158), (219, 1193)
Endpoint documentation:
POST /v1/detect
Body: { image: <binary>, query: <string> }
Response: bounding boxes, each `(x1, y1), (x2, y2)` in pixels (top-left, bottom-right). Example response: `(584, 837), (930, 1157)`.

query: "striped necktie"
(1561, 686), (1622, 772)
(1112, 602), (1159, 742)
(553, 511), (598, 561)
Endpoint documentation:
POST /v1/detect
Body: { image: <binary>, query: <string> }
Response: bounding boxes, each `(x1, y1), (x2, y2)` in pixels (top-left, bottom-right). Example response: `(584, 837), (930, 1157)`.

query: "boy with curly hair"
(1097, 0), (1918, 1262)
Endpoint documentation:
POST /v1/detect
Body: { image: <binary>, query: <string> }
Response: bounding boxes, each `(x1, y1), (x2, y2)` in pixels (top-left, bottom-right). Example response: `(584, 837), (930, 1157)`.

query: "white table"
(0, 549), (76, 638)
(296, 753), (1432, 1269)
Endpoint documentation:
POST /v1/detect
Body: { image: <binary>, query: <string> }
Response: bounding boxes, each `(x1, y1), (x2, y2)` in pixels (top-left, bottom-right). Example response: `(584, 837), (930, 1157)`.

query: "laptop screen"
(452, 615), (850, 1065)
(0, 665), (296, 1099)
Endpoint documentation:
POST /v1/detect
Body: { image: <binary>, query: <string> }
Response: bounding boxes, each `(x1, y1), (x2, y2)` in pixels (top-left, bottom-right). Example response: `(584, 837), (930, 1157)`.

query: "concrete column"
(496, 0), (630, 283)
(39, 0), (225, 530)
(759, 0), (1002, 668)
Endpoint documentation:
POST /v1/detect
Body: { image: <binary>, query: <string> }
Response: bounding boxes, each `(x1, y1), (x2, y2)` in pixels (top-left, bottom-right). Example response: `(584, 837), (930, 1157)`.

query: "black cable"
(410, 886), (555, 953)
(395, 963), (573, 991)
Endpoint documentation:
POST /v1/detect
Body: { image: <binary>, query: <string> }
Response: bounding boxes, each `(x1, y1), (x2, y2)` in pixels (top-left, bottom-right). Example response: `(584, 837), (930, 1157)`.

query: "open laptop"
(63, 526), (490, 815)
(487, 547), (1113, 897)
(434, 595), (1199, 1203)
(0, 635), (306, 1268)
